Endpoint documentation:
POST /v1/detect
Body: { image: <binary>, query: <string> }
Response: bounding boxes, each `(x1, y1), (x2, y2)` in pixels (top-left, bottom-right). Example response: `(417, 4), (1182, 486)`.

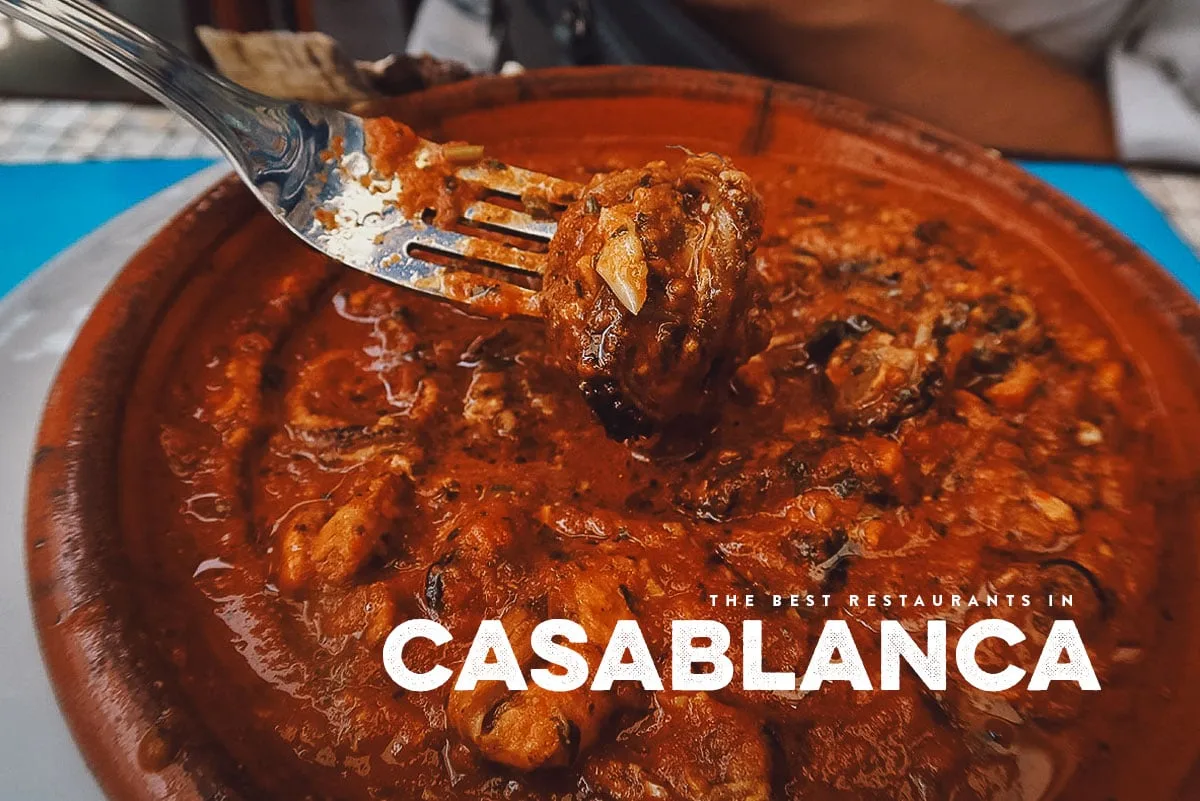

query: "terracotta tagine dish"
(26, 67), (1200, 801)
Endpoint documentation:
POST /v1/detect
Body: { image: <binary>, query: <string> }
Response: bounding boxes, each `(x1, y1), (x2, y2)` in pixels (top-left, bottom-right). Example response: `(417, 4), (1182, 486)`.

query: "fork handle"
(0, 0), (283, 174)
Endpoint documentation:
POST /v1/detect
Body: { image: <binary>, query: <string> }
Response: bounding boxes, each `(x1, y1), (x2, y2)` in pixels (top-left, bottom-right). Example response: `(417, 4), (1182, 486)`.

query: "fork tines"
(334, 136), (584, 317)
(393, 158), (581, 311)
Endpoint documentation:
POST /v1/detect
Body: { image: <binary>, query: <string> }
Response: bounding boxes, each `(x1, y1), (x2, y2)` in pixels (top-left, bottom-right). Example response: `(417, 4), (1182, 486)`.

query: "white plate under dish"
(0, 164), (227, 800)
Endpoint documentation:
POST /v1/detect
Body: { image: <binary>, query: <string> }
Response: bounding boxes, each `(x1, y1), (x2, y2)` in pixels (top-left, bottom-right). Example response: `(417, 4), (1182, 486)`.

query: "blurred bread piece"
(195, 27), (471, 106)
(196, 27), (375, 103)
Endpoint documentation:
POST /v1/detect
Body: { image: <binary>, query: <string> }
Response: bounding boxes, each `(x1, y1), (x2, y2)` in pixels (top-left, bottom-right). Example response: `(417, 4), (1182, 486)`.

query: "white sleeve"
(1109, 0), (1200, 164)
(943, 0), (1138, 67)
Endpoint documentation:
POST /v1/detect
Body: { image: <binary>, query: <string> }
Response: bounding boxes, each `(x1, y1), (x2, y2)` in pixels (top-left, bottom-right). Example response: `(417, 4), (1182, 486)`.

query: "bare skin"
(677, 0), (1117, 159)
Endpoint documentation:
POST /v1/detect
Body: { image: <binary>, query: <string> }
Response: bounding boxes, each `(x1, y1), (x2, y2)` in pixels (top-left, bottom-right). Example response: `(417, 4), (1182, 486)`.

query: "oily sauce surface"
(124, 138), (1166, 800)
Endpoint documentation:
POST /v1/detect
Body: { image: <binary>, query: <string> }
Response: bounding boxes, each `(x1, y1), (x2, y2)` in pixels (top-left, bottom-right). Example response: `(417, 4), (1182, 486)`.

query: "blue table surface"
(0, 159), (219, 299)
(1, 158), (1198, 301)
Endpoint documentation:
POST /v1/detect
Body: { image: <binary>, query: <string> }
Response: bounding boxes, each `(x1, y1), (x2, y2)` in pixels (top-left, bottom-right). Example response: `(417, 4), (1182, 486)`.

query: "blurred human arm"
(676, 0), (1117, 159)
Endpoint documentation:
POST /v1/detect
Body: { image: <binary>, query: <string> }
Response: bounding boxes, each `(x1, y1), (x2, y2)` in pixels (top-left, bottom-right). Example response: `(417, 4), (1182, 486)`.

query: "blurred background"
(0, 0), (1199, 295)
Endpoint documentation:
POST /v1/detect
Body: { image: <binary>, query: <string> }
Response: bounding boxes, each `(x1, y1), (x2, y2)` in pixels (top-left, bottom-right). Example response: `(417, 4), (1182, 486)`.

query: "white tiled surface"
(0, 99), (219, 162)
(0, 99), (1197, 257)
(1133, 169), (1200, 254)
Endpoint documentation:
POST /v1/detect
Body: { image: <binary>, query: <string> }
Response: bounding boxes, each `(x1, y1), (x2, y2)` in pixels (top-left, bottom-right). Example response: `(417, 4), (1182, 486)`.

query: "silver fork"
(0, 0), (580, 317)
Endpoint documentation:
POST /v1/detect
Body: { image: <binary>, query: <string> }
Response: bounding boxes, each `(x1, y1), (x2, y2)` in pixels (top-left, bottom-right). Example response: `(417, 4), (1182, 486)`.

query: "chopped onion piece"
(595, 207), (648, 314)
(442, 143), (485, 163)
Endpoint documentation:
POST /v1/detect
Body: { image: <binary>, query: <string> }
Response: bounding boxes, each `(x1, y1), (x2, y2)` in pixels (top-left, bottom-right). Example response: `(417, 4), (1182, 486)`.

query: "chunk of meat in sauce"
(275, 503), (330, 594)
(448, 585), (626, 771)
(311, 469), (409, 584)
(423, 499), (536, 629)
(542, 154), (771, 440)
(447, 551), (643, 772)
(824, 329), (941, 431)
(585, 692), (772, 801)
